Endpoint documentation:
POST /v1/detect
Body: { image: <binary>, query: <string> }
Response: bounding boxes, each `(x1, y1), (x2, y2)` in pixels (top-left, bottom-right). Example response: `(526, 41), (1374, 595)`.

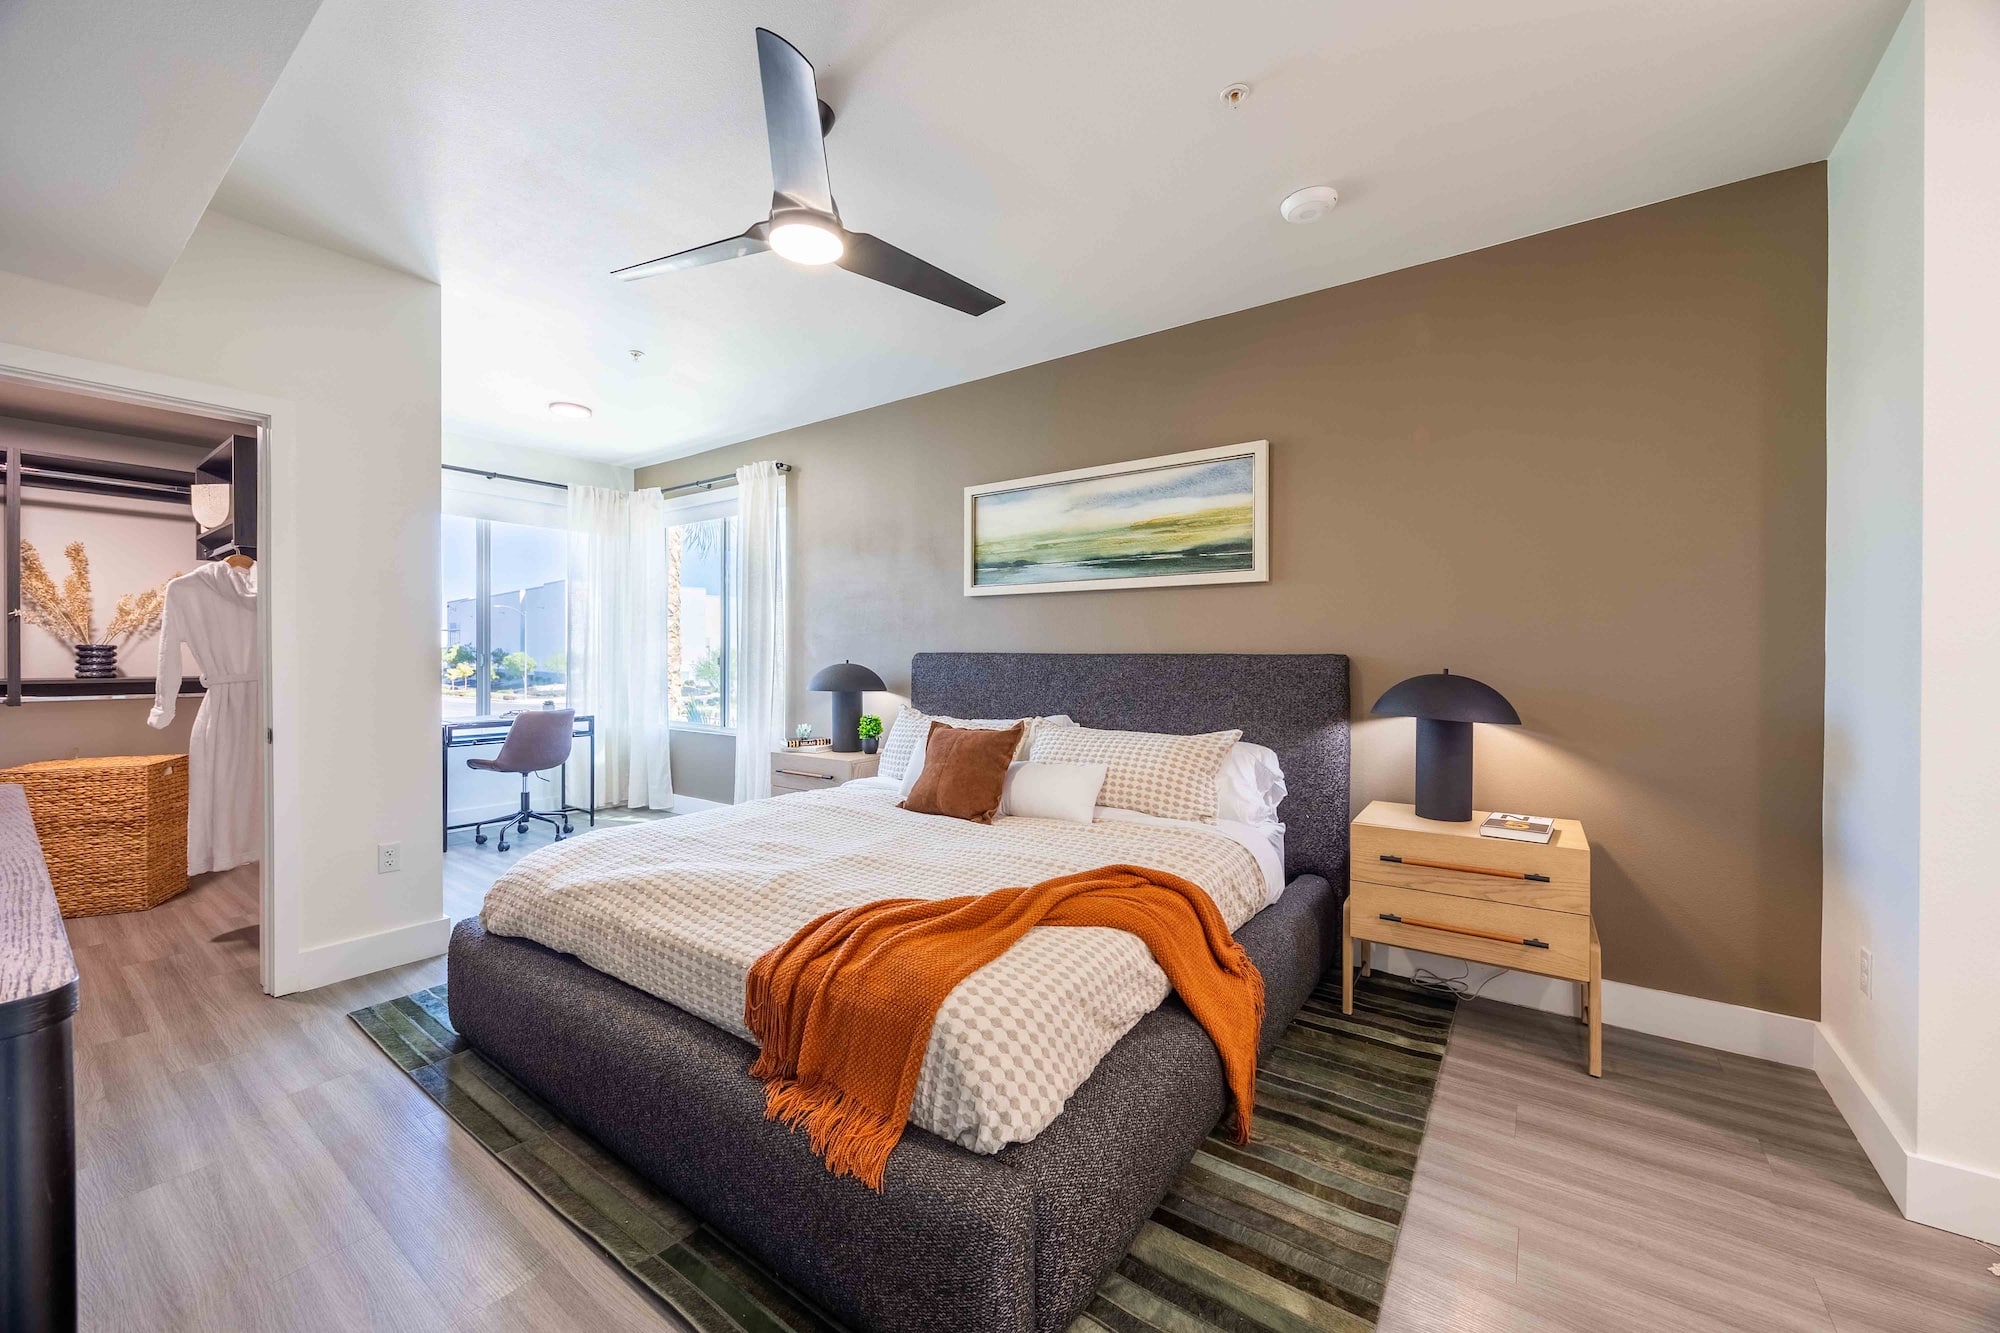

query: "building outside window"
(440, 512), (568, 717)
(666, 493), (739, 728)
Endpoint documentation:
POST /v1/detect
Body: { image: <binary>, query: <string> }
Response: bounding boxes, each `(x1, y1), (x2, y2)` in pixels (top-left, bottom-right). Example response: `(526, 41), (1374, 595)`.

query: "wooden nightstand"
(1344, 801), (1601, 1075)
(769, 748), (880, 795)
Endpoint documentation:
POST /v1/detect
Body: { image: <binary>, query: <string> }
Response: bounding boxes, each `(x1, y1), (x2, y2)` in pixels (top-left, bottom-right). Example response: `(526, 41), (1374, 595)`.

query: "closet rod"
(658, 461), (790, 497)
(20, 472), (191, 504)
(8, 450), (198, 488)
(442, 464), (567, 491)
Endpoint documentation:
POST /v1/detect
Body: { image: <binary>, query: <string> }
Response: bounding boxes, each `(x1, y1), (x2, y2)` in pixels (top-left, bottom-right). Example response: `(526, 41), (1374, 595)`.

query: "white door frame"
(0, 341), (297, 995)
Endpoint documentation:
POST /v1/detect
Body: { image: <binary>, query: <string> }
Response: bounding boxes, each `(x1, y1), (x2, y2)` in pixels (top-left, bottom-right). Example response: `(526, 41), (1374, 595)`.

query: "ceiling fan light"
(769, 219), (843, 265)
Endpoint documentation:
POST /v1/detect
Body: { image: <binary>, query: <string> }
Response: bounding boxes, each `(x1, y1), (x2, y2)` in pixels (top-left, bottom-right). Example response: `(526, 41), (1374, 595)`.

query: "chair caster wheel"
(497, 839), (510, 852)
(562, 821), (574, 834)
(475, 834), (487, 846)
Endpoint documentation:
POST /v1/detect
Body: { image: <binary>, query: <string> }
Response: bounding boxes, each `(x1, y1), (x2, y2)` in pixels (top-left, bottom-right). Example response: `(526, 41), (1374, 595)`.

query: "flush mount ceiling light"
(767, 214), (844, 265)
(1280, 185), (1341, 224)
(547, 401), (593, 421)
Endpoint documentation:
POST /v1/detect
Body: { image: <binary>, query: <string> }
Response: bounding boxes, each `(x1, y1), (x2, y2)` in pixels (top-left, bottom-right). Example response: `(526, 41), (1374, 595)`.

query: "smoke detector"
(1279, 185), (1340, 224)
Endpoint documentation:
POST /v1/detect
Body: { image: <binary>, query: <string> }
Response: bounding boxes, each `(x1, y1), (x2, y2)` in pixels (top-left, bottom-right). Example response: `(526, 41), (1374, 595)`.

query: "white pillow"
(999, 761), (1107, 823)
(887, 711), (1075, 788)
(1215, 742), (1287, 827)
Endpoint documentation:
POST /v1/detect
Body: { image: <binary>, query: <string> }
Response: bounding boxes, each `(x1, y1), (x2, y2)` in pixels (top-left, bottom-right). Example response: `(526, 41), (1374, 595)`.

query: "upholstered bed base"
(447, 870), (1338, 1333)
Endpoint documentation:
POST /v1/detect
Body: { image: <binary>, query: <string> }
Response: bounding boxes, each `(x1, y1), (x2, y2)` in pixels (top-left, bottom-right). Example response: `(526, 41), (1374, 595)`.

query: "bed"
(448, 651), (1351, 1332)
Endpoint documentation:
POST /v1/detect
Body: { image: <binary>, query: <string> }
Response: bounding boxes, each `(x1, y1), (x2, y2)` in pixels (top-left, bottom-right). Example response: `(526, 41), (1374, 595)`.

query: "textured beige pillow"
(877, 708), (1073, 781)
(1028, 724), (1242, 822)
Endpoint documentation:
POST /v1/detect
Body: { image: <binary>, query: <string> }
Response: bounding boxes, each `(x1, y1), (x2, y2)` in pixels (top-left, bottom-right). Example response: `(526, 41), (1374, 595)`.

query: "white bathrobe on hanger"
(149, 562), (261, 875)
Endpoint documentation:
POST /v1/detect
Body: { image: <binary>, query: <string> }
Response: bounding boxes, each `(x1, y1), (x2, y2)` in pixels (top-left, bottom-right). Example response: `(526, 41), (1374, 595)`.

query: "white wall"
(1912, 0), (2000, 1236)
(1822, 0), (1923, 1149)
(1821, 0), (2000, 1244)
(0, 210), (447, 993)
(444, 432), (632, 492)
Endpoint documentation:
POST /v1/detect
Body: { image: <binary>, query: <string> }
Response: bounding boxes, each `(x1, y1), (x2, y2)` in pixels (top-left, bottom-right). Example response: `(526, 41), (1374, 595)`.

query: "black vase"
(861, 736), (879, 754)
(74, 644), (117, 679)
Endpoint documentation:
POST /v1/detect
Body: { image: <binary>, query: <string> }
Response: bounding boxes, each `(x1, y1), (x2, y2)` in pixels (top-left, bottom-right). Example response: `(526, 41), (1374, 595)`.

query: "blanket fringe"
(764, 1079), (901, 1192)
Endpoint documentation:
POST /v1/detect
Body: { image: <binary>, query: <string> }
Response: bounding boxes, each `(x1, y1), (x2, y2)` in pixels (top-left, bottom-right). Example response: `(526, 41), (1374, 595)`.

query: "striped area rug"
(351, 970), (1456, 1332)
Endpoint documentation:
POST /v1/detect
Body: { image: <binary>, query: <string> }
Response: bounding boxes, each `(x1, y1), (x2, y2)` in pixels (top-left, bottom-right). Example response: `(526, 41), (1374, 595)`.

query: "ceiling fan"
(614, 28), (1003, 317)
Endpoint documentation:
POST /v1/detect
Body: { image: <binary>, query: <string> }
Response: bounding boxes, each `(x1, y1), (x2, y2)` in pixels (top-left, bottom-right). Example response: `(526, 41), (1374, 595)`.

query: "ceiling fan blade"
(613, 223), (769, 282)
(755, 28), (836, 217)
(835, 231), (1004, 316)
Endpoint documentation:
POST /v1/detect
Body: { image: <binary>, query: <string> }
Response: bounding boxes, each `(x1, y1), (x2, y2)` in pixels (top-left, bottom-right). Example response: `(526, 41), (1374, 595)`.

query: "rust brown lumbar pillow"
(899, 721), (1026, 824)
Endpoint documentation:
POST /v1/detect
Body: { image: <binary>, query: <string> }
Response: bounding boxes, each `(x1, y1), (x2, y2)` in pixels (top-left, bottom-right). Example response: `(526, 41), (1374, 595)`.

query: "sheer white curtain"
(732, 461), (789, 802)
(566, 485), (675, 810)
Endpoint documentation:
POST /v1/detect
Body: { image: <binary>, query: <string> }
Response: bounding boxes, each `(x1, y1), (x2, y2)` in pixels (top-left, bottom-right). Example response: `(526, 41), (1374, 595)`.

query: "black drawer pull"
(1377, 912), (1550, 949)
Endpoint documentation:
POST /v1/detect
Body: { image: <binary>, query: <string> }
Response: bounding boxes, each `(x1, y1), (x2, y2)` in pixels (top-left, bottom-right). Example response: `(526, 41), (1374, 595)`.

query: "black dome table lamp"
(809, 660), (887, 753)
(1371, 669), (1521, 822)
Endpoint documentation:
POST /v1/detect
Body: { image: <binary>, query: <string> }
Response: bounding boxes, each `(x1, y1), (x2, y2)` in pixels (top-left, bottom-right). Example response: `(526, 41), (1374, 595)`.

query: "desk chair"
(466, 709), (576, 851)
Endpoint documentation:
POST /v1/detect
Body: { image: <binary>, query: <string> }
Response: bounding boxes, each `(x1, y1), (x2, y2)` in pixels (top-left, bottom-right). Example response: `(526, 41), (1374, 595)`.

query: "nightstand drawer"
(769, 748), (879, 792)
(773, 751), (851, 781)
(1352, 818), (1589, 914)
(1349, 881), (1590, 981)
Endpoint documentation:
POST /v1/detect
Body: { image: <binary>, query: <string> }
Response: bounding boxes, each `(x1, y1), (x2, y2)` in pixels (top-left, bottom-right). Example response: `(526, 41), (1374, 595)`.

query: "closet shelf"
(15, 678), (206, 702)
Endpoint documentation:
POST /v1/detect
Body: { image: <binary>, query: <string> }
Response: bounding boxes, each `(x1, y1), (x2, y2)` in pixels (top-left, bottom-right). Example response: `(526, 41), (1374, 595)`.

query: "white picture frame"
(963, 440), (1270, 597)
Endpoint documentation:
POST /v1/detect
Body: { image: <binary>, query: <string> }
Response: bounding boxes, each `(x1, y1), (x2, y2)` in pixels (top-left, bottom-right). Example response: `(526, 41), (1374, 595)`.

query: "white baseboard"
(1813, 1026), (1911, 1208)
(671, 794), (727, 813)
(1814, 1025), (2000, 1245)
(1364, 945), (1818, 1068)
(282, 914), (452, 995)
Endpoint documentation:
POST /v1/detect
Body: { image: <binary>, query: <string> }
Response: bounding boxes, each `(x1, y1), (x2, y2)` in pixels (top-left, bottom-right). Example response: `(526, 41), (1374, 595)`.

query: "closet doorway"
(0, 362), (275, 992)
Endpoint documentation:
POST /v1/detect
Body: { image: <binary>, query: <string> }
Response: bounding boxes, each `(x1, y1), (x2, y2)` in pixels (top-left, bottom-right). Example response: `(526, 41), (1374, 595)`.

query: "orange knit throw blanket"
(744, 864), (1264, 1191)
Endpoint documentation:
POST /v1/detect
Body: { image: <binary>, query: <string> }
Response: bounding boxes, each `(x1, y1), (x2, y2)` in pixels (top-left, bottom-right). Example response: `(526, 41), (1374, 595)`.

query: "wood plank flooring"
(67, 867), (1999, 1331)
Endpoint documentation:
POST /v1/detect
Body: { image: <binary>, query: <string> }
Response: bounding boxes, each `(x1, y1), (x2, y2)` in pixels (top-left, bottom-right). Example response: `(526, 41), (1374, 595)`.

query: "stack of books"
(1478, 812), (1556, 844)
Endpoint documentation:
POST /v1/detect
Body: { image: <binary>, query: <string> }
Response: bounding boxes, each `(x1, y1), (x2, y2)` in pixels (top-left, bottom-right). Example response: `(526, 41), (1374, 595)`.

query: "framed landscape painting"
(964, 441), (1269, 596)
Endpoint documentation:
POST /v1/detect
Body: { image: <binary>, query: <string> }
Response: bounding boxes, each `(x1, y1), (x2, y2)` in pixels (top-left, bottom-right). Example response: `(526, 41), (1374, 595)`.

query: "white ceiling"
(214, 3), (1899, 464)
(0, 0), (321, 303)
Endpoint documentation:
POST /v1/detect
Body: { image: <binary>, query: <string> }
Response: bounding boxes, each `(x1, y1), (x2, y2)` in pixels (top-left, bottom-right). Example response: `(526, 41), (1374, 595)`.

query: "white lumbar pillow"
(1214, 741), (1287, 827)
(999, 761), (1108, 823)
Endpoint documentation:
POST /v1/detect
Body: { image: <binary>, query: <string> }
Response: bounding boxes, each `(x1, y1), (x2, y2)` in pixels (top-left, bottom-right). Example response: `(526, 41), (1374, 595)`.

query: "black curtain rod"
(442, 463), (568, 491)
(658, 461), (791, 496)
(442, 462), (790, 496)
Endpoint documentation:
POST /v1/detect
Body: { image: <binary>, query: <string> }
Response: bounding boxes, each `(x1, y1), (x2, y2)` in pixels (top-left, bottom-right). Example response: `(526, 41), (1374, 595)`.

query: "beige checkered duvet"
(479, 783), (1266, 1153)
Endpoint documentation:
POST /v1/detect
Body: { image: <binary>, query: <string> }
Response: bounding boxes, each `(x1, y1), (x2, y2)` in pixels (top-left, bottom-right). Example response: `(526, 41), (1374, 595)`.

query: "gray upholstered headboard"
(910, 652), (1350, 886)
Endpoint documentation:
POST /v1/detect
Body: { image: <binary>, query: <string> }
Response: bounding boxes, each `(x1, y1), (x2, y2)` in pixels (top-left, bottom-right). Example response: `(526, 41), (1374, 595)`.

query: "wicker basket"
(0, 755), (190, 917)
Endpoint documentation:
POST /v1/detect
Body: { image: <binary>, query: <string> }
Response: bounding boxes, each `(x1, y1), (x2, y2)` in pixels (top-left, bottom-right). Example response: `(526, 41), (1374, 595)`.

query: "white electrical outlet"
(1859, 946), (1873, 998)
(377, 842), (402, 874)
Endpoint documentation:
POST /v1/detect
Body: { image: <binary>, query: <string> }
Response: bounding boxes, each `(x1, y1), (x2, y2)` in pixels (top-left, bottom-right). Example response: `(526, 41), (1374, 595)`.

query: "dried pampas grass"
(17, 540), (176, 649)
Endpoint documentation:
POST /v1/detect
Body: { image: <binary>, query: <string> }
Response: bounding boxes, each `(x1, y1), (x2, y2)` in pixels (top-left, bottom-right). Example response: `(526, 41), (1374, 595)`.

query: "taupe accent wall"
(640, 165), (1828, 1018)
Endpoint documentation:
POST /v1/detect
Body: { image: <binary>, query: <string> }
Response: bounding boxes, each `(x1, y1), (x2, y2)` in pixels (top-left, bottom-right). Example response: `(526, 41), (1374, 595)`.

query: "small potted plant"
(856, 714), (883, 754)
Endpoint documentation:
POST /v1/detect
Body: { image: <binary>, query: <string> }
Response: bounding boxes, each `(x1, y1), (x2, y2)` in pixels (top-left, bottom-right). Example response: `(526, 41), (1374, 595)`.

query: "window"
(667, 494), (739, 728)
(441, 513), (568, 717)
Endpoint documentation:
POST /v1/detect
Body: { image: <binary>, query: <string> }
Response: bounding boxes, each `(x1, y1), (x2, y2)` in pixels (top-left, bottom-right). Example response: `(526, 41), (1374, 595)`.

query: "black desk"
(441, 713), (596, 850)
